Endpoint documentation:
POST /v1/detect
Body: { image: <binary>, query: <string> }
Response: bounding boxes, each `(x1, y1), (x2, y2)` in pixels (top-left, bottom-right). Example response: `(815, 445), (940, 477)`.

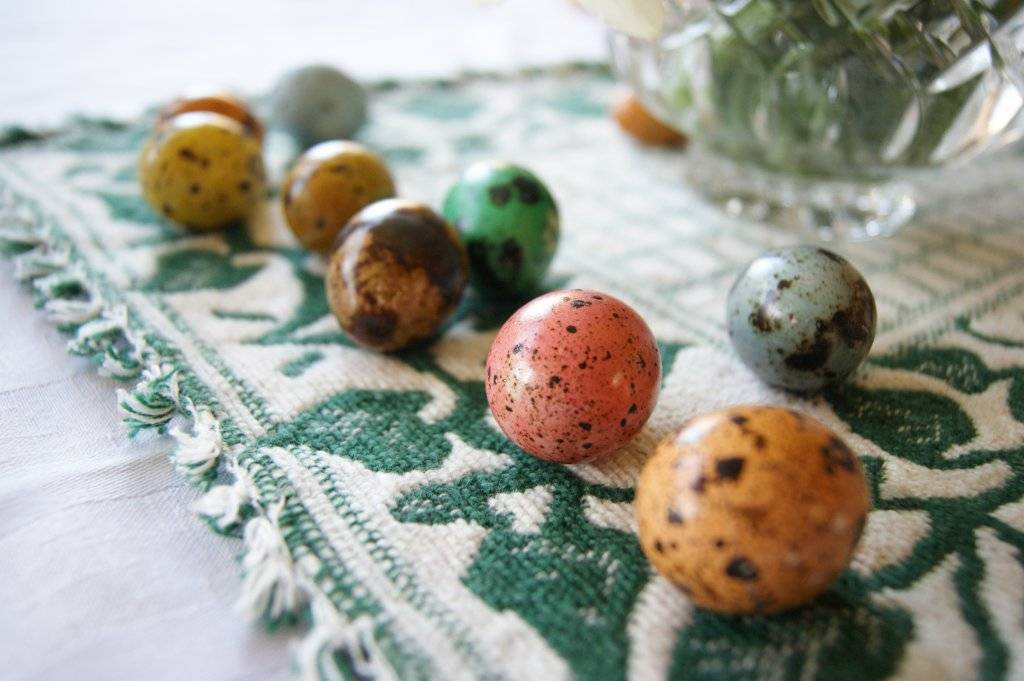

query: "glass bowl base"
(684, 148), (917, 241)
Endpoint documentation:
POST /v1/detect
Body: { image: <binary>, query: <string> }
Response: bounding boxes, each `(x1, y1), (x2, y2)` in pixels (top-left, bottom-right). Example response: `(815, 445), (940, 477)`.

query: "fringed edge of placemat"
(0, 173), (402, 681)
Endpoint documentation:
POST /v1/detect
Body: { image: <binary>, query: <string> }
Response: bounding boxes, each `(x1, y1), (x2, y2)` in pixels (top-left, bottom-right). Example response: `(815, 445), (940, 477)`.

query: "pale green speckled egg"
(268, 65), (367, 147)
(726, 246), (877, 392)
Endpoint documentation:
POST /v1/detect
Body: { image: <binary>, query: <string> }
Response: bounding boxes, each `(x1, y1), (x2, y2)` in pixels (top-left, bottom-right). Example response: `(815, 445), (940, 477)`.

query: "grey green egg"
(726, 246), (877, 392)
(442, 161), (559, 297)
(267, 65), (367, 147)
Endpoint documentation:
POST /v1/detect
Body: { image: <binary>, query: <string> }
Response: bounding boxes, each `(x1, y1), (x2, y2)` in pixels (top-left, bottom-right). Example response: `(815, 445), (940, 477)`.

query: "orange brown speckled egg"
(158, 91), (264, 141)
(485, 290), (661, 463)
(325, 199), (468, 352)
(612, 92), (687, 147)
(635, 405), (870, 615)
(283, 141), (396, 252)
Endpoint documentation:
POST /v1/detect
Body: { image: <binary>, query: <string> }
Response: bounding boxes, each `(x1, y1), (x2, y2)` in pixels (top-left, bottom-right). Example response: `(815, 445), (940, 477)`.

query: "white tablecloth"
(0, 3), (603, 679)
(0, 0), (605, 126)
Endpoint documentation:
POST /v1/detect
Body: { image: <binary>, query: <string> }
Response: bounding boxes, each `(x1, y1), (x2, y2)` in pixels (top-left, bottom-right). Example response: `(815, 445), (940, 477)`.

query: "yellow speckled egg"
(635, 405), (870, 615)
(138, 111), (265, 231)
(158, 91), (264, 141)
(282, 141), (396, 252)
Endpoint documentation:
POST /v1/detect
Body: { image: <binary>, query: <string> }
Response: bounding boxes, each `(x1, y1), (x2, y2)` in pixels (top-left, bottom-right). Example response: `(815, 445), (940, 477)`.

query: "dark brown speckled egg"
(485, 289), (661, 463)
(635, 405), (870, 615)
(325, 199), (468, 352)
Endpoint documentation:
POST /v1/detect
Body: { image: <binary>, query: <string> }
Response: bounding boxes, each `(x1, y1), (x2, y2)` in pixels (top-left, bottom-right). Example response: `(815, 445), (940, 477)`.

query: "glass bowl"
(610, 0), (1024, 239)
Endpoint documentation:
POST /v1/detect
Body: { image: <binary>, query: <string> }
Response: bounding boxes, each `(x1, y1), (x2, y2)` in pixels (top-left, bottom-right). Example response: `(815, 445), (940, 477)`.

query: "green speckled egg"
(268, 65), (367, 147)
(442, 162), (559, 297)
(138, 112), (265, 231)
(726, 246), (876, 392)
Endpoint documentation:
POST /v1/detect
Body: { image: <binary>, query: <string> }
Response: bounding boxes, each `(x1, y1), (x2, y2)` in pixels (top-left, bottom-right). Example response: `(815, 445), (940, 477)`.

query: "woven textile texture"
(2, 67), (1023, 681)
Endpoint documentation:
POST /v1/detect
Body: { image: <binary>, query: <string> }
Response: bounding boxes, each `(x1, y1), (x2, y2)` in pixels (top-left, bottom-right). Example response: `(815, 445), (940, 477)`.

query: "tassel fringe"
(237, 500), (306, 624)
(169, 400), (224, 484)
(117, 363), (179, 435)
(3, 176), (398, 681)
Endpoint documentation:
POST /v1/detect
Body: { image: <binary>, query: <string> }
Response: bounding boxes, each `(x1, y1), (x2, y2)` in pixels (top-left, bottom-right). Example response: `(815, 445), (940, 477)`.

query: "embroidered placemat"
(2, 66), (1023, 681)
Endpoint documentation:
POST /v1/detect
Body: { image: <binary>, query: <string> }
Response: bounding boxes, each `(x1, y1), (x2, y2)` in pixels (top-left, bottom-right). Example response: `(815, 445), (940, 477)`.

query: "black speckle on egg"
(725, 556), (759, 581)
(715, 457), (745, 481)
(749, 306), (775, 333)
(489, 185), (512, 206)
(832, 298), (874, 346)
(821, 436), (857, 474)
(749, 289), (782, 334)
(512, 176), (541, 203)
(785, 334), (831, 372)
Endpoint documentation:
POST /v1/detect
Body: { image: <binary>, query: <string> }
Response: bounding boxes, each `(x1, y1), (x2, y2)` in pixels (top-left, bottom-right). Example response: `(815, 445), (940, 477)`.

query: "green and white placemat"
(2, 67), (1023, 681)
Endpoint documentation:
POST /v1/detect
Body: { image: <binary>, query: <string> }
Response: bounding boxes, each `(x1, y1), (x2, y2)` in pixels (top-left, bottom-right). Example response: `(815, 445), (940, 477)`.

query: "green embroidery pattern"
(2, 68), (1023, 680)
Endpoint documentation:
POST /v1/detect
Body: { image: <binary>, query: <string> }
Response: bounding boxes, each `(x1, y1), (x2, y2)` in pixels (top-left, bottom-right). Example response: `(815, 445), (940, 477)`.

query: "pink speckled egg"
(485, 289), (661, 463)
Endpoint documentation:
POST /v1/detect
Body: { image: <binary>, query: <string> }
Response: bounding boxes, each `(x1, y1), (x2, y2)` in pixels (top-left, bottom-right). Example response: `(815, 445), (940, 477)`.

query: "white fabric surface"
(0, 264), (293, 680)
(0, 0), (606, 127)
(0, 2), (603, 679)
